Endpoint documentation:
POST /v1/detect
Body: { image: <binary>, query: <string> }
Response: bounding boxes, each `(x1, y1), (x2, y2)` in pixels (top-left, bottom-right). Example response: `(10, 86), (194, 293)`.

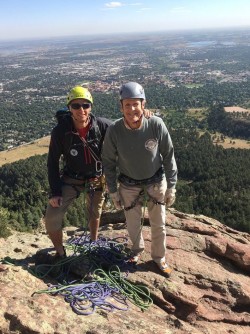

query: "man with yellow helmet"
(44, 85), (111, 258)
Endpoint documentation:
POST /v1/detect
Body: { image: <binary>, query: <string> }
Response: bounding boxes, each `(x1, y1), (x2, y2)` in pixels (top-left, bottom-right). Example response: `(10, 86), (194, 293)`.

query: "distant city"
(0, 28), (250, 150)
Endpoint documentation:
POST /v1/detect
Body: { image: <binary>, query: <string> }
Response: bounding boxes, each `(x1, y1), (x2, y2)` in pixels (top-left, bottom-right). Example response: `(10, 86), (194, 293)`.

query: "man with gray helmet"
(102, 82), (177, 276)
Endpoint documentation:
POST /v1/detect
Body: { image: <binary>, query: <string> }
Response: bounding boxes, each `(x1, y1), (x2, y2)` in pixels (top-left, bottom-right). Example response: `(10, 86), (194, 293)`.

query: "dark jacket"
(47, 113), (112, 197)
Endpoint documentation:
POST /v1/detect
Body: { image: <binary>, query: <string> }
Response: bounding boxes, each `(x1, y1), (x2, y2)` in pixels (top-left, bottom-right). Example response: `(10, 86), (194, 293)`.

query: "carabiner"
(96, 161), (103, 173)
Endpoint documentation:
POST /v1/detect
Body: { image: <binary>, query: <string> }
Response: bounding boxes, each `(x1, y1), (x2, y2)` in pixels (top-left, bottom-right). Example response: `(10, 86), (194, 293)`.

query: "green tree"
(0, 208), (11, 238)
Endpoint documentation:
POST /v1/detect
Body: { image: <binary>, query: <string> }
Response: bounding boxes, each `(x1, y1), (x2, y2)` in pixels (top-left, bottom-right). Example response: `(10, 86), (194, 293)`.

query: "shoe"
(51, 252), (67, 264)
(156, 261), (172, 277)
(127, 252), (143, 264)
(54, 246), (67, 259)
(34, 247), (66, 266)
(52, 253), (66, 262)
(48, 249), (68, 279)
(34, 248), (67, 279)
(48, 247), (67, 268)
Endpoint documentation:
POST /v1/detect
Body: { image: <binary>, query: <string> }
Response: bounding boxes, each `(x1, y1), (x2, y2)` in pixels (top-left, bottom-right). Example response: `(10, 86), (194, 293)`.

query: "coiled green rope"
(33, 265), (152, 313)
(31, 234), (153, 314)
(93, 265), (153, 311)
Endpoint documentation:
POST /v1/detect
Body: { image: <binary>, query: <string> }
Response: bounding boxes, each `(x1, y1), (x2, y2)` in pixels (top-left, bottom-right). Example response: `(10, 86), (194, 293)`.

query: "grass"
(0, 136), (50, 167)
(187, 108), (208, 121)
(184, 84), (204, 88)
(215, 138), (250, 149)
(209, 132), (250, 150)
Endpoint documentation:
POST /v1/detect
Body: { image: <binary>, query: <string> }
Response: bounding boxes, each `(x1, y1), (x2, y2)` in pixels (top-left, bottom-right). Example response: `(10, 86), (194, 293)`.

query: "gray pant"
(45, 179), (105, 232)
(119, 177), (167, 264)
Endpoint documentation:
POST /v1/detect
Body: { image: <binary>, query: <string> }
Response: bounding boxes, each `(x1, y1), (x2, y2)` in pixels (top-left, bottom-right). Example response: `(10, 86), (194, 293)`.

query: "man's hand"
(109, 192), (123, 210)
(165, 188), (176, 207)
(143, 108), (154, 119)
(49, 196), (63, 208)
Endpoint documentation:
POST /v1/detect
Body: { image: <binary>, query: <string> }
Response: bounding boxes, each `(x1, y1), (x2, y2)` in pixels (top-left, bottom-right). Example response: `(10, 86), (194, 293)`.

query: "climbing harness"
(124, 186), (165, 212)
(63, 175), (105, 197)
(118, 166), (164, 187)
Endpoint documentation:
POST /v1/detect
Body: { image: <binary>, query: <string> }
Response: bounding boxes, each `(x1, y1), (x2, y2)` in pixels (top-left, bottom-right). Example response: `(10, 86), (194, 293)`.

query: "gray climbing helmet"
(119, 82), (146, 100)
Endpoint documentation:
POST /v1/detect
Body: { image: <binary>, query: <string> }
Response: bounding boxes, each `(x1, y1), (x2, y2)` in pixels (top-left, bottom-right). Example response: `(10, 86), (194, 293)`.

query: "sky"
(0, 0), (250, 41)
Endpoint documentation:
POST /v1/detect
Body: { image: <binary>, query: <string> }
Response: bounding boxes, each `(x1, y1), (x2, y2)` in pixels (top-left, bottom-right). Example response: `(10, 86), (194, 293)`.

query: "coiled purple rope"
(59, 281), (129, 315)
(33, 233), (152, 314)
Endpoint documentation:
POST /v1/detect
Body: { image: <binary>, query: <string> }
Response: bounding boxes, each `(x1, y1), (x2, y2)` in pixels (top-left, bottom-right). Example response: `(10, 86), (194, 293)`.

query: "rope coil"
(33, 234), (153, 314)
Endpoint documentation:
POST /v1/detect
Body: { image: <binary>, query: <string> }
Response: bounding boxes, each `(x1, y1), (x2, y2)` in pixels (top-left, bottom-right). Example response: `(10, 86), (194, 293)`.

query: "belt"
(118, 167), (164, 187)
(63, 169), (101, 180)
(62, 175), (105, 194)
(62, 175), (102, 186)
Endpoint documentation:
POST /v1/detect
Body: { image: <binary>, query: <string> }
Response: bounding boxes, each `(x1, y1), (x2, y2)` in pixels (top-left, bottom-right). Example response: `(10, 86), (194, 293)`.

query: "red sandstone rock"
(0, 209), (249, 333)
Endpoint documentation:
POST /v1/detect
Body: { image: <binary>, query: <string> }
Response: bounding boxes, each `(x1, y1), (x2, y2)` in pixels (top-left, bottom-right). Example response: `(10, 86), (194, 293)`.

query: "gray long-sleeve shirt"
(102, 115), (177, 193)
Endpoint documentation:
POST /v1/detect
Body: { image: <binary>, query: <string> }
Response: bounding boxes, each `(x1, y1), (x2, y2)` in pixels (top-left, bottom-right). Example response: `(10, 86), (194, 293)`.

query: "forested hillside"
(206, 104), (250, 139)
(1, 81), (250, 150)
(0, 128), (249, 237)
(171, 130), (250, 231)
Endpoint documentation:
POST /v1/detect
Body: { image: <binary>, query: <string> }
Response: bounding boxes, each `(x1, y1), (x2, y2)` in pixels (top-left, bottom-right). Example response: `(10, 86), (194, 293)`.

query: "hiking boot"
(34, 248), (67, 279)
(156, 261), (172, 277)
(127, 251), (143, 264)
(48, 249), (68, 279)
(51, 247), (67, 265)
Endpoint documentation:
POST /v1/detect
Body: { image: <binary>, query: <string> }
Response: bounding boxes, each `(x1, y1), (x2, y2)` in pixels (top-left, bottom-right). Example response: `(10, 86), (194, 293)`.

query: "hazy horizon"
(1, 26), (250, 45)
(1, 0), (250, 41)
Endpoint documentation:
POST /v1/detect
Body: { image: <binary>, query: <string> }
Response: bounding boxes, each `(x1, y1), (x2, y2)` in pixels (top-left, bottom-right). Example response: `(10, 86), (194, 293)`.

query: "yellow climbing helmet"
(66, 86), (93, 105)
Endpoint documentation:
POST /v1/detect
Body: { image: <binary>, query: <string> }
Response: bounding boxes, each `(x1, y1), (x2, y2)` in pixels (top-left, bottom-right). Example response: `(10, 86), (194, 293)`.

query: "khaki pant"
(45, 176), (105, 232)
(119, 177), (167, 264)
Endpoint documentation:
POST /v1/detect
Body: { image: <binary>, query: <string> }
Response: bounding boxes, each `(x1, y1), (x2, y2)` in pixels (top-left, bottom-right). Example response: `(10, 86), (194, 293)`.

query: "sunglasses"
(70, 103), (91, 110)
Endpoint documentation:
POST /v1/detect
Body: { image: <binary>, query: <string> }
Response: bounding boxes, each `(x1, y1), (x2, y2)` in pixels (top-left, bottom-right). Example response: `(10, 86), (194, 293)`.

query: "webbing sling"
(124, 187), (165, 211)
(78, 135), (102, 173)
